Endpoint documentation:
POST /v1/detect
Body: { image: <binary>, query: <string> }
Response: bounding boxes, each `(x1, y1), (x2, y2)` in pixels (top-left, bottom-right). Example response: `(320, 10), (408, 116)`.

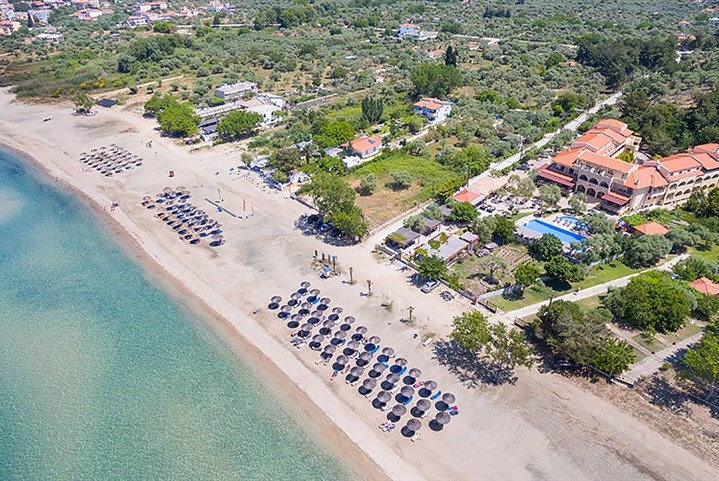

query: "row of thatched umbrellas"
(269, 281), (457, 436)
(141, 187), (224, 247)
(79, 145), (143, 177)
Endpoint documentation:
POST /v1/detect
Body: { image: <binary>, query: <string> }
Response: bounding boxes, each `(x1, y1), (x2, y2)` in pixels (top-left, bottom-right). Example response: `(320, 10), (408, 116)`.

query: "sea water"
(0, 148), (352, 480)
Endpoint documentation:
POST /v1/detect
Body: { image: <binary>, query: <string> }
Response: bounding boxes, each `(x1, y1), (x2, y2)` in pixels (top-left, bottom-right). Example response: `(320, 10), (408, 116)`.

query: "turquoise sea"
(0, 148), (352, 480)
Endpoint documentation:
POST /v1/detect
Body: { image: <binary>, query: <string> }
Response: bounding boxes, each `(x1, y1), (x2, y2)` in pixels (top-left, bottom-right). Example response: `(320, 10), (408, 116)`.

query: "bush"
(359, 174), (377, 195)
(390, 171), (413, 190)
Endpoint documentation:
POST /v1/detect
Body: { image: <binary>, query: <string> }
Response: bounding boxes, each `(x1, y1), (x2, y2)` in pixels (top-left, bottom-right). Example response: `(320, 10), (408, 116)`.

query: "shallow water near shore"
(0, 147), (353, 480)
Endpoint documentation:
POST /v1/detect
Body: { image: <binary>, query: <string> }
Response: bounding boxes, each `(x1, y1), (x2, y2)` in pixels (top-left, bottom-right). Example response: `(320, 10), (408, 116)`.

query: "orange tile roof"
(690, 277), (719, 296)
(623, 166), (668, 189)
(414, 98), (448, 111)
(350, 135), (382, 154)
(453, 189), (480, 204)
(590, 127), (627, 145)
(693, 144), (719, 154)
(594, 118), (633, 136)
(658, 154), (702, 172)
(552, 148), (584, 168)
(633, 221), (669, 236)
(572, 132), (614, 153)
(690, 152), (719, 171)
(577, 150), (635, 173)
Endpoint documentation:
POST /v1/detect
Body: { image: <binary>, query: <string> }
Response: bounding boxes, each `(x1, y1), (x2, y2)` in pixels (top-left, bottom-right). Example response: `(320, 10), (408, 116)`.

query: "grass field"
(349, 153), (461, 227)
(493, 260), (643, 312)
(687, 244), (719, 262)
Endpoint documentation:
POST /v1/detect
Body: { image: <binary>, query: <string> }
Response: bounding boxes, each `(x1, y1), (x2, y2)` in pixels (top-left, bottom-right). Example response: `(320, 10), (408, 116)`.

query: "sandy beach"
(2, 88), (718, 481)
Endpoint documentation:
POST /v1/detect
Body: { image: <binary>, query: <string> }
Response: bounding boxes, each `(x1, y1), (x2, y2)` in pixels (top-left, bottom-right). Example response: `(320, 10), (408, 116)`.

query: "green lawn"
(493, 261), (643, 312)
(687, 244), (719, 263)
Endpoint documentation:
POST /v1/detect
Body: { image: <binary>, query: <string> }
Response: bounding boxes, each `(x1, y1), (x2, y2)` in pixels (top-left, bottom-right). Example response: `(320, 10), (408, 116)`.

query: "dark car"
(553, 358), (580, 369)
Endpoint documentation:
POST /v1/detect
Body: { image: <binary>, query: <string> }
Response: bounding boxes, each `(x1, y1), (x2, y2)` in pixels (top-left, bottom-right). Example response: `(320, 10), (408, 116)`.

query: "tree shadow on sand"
(432, 338), (517, 388)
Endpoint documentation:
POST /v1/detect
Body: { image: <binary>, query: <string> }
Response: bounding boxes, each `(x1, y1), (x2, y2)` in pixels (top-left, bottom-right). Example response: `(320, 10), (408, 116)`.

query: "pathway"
(618, 332), (703, 386)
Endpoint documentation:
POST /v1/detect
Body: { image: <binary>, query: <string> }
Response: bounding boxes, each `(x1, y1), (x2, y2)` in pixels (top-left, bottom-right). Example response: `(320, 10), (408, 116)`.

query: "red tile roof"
(623, 166), (668, 189)
(453, 189), (481, 204)
(572, 132), (615, 154)
(690, 152), (719, 171)
(690, 277), (719, 296)
(537, 168), (575, 187)
(693, 144), (719, 154)
(657, 154), (702, 173)
(586, 127), (627, 145)
(414, 98), (449, 111)
(633, 221), (669, 236)
(577, 150), (635, 173)
(552, 148), (584, 168)
(601, 191), (630, 205)
(594, 118), (633, 137)
(350, 135), (382, 154)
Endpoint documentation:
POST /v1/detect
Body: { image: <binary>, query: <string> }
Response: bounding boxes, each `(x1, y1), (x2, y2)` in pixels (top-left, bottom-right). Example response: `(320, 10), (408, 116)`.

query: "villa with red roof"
(413, 98), (452, 124)
(536, 118), (719, 214)
(347, 135), (382, 159)
(690, 277), (719, 296)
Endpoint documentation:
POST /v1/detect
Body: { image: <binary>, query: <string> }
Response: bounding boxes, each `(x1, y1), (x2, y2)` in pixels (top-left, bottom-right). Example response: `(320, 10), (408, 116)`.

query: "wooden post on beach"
(349, 267), (354, 285)
(408, 305), (414, 324)
(367, 279), (373, 297)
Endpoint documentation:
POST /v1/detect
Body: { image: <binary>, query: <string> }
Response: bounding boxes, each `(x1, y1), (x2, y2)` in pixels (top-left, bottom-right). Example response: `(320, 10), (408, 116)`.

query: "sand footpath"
(1, 88), (717, 481)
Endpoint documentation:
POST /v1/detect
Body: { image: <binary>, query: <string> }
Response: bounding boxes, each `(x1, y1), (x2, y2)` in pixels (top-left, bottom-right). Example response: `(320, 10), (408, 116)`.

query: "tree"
(153, 21), (174, 33)
(569, 193), (587, 214)
(300, 173), (355, 217)
(450, 202), (478, 223)
(450, 311), (533, 385)
(682, 332), (719, 401)
(217, 110), (263, 140)
(313, 121), (355, 148)
(390, 171), (413, 190)
(493, 216), (515, 245)
(529, 234), (564, 261)
(485, 322), (534, 385)
(411, 63), (462, 98)
(477, 255), (508, 284)
(444, 45), (458, 67)
(330, 205), (368, 240)
(545, 256), (581, 284)
(672, 257), (712, 282)
(471, 215), (496, 244)
(667, 227), (702, 253)
(538, 184), (561, 209)
(624, 235), (672, 267)
(361, 97), (384, 124)
(582, 212), (615, 235)
(603, 271), (693, 332)
(72, 92), (94, 114)
(578, 233), (622, 264)
(157, 101), (199, 137)
(417, 254), (447, 280)
(589, 338), (635, 377)
(359, 174), (377, 196)
(450, 311), (491, 353)
(514, 261), (541, 291)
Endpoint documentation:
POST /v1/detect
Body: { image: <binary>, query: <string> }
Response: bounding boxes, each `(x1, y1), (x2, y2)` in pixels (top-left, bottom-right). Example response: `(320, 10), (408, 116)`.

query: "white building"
(214, 81), (258, 100)
(413, 98), (452, 123)
(398, 22), (438, 41)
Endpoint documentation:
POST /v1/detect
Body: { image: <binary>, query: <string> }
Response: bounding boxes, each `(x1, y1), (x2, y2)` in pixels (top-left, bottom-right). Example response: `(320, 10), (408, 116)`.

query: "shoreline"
(0, 141), (402, 481)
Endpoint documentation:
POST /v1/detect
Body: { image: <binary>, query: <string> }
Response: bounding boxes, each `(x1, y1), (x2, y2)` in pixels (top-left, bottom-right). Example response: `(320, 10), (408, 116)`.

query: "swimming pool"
(524, 219), (587, 245)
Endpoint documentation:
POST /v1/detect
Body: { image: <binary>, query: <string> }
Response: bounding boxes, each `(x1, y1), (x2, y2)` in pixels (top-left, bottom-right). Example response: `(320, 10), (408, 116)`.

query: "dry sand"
(1, 88), (718, 481)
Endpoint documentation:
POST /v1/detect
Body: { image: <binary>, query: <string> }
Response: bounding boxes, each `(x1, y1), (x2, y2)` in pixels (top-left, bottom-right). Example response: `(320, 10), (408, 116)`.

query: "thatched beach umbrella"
(300, 281), (311, 289)
(372, 362), (387, 373)
(344, 315), (356, 324)
(332, 307), (343, 314)
(355, 326), (367, 334)
(409, 368), (422, 379)
(385, 373), (400, 385)
(362, 378), (377, 390)
(416, 399), (431, 412)
(327, 313), (339, 322)
(307, 317), (321, 326)
(392, 404), (407, 417)
(369, 336), (381, 344)
(350, 366), (364, 378)
(311, 310), (323, 319)
(442, 393), (456, 405)
(291, 314), (303, 322)
(271, 296), (282, 303)
(300, 301), (312, 310)
(333, 330), (347, 340)
(322, 320), (336, 329)
(281, 305), (292, 313)
(424, 380), (438, 392)
(358, 351), (373, 362)
(323, 344), (337, 354)
(312, 334), (324, 343)
(406, 419), (422, 432)
(291, 292), (301, 300)
(394, 357), (408, 367)
(339, 323), (352, 332)
(382, 347), (395, 358)
(435, 411), (451, 425)
(401, 386), (415, 398)
(336, 355), (349, 366)
(377, 391), (392, 404)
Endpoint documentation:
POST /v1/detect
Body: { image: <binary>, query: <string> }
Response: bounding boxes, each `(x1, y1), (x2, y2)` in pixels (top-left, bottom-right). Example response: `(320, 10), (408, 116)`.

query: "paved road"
(494, 253), (688, 323)
(466, 91), (623, 189)
(619, 332), (703, 386)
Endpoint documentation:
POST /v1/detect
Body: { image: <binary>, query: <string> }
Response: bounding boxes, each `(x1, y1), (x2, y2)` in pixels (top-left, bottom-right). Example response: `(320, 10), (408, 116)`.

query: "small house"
(348, 135), (382, 159)
(690, 277), (719, 296)
(632, 221), (669, 237)
(386, 227), (421, 250)
(413, 98), (452, 123)
(453, 189), (483, 205)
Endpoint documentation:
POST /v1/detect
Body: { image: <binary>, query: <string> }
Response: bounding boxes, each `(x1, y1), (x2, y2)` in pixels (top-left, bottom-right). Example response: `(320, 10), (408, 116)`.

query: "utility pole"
(408, 305), (414, 324)
(367, 279), (373, 297)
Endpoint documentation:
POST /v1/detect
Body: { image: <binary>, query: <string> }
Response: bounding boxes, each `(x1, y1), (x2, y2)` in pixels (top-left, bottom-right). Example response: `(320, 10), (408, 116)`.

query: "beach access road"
(1, 88), (716, 481)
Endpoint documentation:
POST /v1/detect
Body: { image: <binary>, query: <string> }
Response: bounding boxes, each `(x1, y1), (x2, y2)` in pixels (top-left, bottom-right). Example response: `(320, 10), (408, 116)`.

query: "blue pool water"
(0, 147), (352, 480)
(524, 219), (586, 244)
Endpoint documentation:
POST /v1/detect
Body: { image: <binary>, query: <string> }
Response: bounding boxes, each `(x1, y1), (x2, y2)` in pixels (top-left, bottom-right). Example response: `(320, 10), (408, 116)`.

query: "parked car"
(553, 357), (580, 369)
(420, 279), (441, 293)
(517, 163), (530, 171)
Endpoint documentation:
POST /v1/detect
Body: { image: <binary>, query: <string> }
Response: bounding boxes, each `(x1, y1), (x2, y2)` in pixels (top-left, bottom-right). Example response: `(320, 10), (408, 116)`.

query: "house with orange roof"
(347, 135), (382, 159)
(632, 221), (669, 237)
(690, 277), (719, 296)
(453, 188), (483, 205)
(413, 97), (452, 123)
